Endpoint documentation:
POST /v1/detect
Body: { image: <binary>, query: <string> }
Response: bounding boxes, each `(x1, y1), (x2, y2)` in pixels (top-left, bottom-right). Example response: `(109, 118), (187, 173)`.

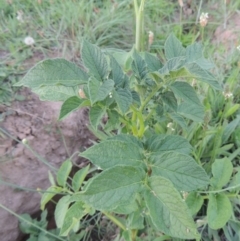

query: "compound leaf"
(178, 101), (204, 122)
(81, 40), (108, 81)
(144, 52), (163, 71)
(170, 81), (202, 106)
(145, 176), (199, 239)
(145, 134), (192, 155)
(110, 56), (128, 87)
(186, 63), (222, 90)
(151, 151), (209, 191)
(82, 166), (145, 210)
(33, 85), (77, 102)
(164, 34), (186, 60)
(15, 59), (88, 88)
(80, 138), (144, 170)
(186, 43), (203, 63)
(59, 96), (85, 120)
(113, 88), (132, 114)
(89, 105), (106, 129)
(132, 51), (148, 81)
(161, 91), (178, 111)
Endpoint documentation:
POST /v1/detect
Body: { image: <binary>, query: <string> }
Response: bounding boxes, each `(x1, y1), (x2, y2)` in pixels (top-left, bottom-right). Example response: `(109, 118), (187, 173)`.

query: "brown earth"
(0, 88), (94, 241)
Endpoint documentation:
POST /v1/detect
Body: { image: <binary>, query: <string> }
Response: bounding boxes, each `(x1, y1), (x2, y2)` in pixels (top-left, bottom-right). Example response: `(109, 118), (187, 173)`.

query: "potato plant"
(15, 34), (240, 241)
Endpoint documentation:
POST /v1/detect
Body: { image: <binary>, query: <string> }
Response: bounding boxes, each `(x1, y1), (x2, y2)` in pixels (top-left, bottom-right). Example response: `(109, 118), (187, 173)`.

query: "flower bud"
(78, 89), (86, 99)
(22, 138), (28, 145)
(199, 12), (209, 27)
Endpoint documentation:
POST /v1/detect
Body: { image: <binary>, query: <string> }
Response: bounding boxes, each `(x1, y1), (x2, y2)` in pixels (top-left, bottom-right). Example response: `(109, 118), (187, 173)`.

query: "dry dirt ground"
(0, 7), (239, 241)
(0, 88), (94, 241)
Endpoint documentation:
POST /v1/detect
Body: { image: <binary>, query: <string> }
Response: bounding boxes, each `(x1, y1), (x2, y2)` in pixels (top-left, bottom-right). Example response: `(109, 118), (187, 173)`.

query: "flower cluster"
(199, 12), (209, 27)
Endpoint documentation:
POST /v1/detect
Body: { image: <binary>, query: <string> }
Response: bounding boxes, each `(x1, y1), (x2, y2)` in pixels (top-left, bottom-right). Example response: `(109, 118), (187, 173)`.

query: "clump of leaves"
(15, 34), (240, 241)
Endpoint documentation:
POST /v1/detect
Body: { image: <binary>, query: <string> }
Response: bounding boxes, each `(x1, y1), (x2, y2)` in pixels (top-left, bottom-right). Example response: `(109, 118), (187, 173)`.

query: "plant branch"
(103, 212), (126, 231)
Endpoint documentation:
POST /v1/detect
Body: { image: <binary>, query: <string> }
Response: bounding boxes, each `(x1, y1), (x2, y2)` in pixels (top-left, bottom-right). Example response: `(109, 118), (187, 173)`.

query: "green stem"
(198, 183), (240, 194)
(140, 83), (162, 112)
(0, 203), (65, 241)
(131, 106), (145, 138)
(131, 229), (138, 241)
(134, 0), (145, 51)
(103, 212), (126, 231)
(202, 193), (239, 199)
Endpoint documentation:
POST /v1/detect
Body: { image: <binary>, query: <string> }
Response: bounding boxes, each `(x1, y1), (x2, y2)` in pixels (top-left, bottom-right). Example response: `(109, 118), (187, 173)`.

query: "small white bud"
(24, 36), (35, 46)
(22, 138), (28, 145)
(199, 12), (209, 27)
(16, 10), (24, 22)
(148, 31), (154, 46)
(167, 122), (175, 131)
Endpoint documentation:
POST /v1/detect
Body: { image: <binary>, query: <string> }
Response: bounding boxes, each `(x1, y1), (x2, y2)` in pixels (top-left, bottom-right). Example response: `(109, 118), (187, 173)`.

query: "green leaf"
(48, 170), (56, 186)
(40, 186), (63, 210)
(186, 43), (203, 63)
(82, 166), (145, 210)
(80, 138), (144, 170)
(145, 176), (199, 239)
(33, 85), (78, 101)
(170, 81), (202, 106)
(195, 57), (215, 70)
(145, 134), (192, 155)
(104, 110), (120, 131)
(150, 151), (209, 191)
(161, 91), (178, 111)
(54, 195), (72, 228)
(14, 59), (88, 88)
(127, 209), (144, 229)
(229, 171), (240, 188)
(72, 165), (90, 192)
(178, 101), (204, 122)
(186, 192), (204, 215)
(59, 96), (84, 120)
(144, 52), (163, 71)
(111, 198), (138, 214)
(131, 90), (141, 106)
(110, 56), (128, 87)
(60, 201), (85, 236)
(81, 40), (108, 81)
(210, 158), (233, 189)
(186, 63), (222, 90)
(87, 77), (100, 104)
(89, 105), (106, 129)
(132, 51), (148, 81)
(57, 160), (72, 187)
(97, 79), (115, 101)
(166, 56), (186, 72)
(222, 115), (240, 144)
(108, 134), (143, 149)
(207, 194), (232, 230)
(113, 88), (132, 114)
(164, 34), (186, 60)
(88, 78), (114, 105)
(169, 112), (187, 130)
